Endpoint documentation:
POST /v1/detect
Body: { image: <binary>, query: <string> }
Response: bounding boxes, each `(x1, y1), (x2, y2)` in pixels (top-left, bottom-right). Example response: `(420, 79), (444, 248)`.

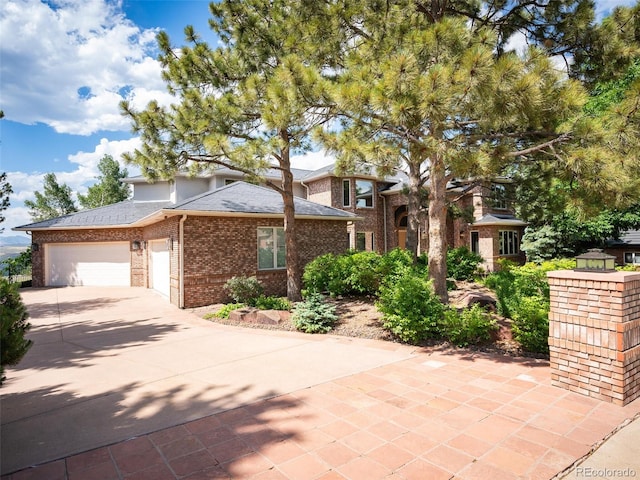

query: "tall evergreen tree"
(121, 1), (332, 301)
(0, 172), (11, 233)
(78, 155), (130, 209)
(314, 1), (585, 301)
(24, 173), (77, 222)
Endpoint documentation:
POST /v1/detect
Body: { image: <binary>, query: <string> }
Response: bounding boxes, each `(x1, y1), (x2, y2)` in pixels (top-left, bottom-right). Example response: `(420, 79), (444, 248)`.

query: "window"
(224, 179), (236, 185)
(258, 227), (285, 269)
(343, 179), (351, 207)
(624, 252), (640, 265)
(470, 231), (479, 254)
(356, 232), (374, 251)
(491, 183), (508, 210)
(499, 230), (519, 256)
(355, 180), (374, 208)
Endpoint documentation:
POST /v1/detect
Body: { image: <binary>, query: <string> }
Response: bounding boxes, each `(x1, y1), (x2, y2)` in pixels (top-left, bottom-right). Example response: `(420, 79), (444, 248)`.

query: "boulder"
(458, 292), (497, 311)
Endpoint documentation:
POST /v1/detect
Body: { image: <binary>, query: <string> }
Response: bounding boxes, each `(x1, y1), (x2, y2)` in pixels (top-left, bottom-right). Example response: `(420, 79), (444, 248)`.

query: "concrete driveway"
(0, 287), (415, 474)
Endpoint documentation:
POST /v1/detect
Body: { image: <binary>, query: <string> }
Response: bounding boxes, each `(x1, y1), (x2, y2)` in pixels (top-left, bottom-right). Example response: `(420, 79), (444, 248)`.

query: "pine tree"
(24, 173), (77, 222)
(0, 172), (11, 233)
(0, 279), (32, 385)
(121, 1), (333, 301)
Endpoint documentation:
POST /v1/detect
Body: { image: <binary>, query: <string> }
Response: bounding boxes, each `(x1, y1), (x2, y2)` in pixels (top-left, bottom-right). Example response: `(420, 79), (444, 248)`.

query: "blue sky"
(0, 0), (636, 240)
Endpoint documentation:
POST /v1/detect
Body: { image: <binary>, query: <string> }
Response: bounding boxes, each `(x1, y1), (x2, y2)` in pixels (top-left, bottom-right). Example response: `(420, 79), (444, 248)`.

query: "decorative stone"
(228, 307), (290, 325)
(458, 293), (497, 311)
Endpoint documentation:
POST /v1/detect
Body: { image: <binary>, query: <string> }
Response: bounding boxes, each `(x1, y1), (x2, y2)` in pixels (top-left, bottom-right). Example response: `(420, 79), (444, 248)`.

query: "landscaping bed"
(190, 281), (540, 359)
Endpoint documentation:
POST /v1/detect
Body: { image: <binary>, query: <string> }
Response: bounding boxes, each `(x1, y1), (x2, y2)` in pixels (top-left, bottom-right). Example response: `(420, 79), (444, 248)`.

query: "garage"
(46, 242), (131, 287)
(149, 239), (170, 297)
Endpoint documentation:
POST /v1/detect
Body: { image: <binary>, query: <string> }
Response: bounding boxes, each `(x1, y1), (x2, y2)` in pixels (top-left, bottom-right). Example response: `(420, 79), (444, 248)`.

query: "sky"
(0, 0), (636, 240)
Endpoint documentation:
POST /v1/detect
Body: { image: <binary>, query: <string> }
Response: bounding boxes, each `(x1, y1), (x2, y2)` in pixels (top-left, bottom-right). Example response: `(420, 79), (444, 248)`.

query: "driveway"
(0, 287), (415, 474)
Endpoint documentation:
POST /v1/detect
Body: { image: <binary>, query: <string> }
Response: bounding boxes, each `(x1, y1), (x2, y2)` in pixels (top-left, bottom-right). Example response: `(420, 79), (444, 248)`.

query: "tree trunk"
(405, 161), (422, 263)
(427, 154), (448, 303)
(279, 130), (302, 302)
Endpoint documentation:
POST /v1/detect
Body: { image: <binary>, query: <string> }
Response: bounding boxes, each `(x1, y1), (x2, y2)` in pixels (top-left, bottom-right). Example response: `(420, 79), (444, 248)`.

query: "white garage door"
(149, 239), (170, 297)
(46, 242), (131, 286)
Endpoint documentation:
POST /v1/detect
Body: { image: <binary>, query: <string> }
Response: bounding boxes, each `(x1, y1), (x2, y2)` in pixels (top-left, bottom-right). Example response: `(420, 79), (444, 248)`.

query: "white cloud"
(4, 136), (142, 232)
(0, 0), (172, 135)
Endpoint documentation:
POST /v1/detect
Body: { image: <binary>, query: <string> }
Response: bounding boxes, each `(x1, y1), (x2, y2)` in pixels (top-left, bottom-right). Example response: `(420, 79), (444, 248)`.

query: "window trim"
(624, 252), (640, 265)
(499, 230), (520, 256)
(342, 179), (351, 207)
(355, 179), (374, 209)
(257, 227), (286, 270)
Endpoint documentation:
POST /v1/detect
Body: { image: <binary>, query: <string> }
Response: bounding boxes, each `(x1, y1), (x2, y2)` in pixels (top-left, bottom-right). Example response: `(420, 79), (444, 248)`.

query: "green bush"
(446, 247), (483, 281)
(207, 303), (246, 319)
(511, 296), (550, 354)
(253, 295), (292, 311)
(223, 276), (264, 304)
(376, 267), (443, 344)
(302, 248), (419, 297)
(1, 279), (33, 384)
(439, 304), (498, 347)
(292, 293), (338, 334)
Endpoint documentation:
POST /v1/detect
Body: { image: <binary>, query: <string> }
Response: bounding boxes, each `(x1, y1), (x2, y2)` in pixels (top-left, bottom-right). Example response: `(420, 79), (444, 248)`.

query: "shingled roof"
(14, 182), (354, 232)
(608, 230), (640, 247)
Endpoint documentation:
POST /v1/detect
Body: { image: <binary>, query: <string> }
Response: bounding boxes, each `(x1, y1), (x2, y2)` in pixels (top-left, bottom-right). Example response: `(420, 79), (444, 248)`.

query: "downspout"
(179, 214), (187, 309)
(381, 194), (388, 253)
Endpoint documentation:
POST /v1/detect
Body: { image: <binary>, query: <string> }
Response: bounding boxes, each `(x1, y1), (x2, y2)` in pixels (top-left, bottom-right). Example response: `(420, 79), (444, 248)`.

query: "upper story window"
(224, 179), (236, 186)
(490, 183), (508, 210)
(355, 180), (374, 208)
(258, 227), (285, 270)
(499, 230), (520, 256)
(343, 179), (351, 207)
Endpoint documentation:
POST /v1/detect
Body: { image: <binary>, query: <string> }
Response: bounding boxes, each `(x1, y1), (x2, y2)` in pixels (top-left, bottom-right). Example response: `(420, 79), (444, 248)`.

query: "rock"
(458, 292), (497, 311)
(228, 307), (290, 325)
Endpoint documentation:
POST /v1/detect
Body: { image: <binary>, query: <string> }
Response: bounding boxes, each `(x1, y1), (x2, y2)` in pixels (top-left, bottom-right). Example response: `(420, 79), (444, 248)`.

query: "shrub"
(376, 267), (443, 344)
(223, 276), (264, 304)
(1, 279), (33, 384)
(446, 247), (483, 281)
(253, 295), (292, 311)
(302, 253), (338, 295)
(511, 296), (550, 354)
(292, 293), (338, 334)
(207, 303), (246, 319)
(439, 304), (498, 347)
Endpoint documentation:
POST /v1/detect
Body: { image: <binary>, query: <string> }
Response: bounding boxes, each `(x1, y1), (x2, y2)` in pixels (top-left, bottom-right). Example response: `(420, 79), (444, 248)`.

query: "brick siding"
(548, 270), (640, 405)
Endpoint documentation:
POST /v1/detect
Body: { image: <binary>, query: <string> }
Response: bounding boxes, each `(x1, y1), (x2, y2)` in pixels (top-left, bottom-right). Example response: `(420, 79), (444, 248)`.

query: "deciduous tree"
(78, 155), (130, 209)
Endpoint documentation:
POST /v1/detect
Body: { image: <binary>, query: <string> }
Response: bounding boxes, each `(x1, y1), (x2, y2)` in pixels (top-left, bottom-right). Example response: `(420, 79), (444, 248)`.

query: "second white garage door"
(149, 239), (170, 298)
(46, 242), (131, 286)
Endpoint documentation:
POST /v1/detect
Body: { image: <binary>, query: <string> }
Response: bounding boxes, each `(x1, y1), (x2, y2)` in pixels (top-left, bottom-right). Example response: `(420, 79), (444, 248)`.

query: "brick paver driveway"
(2, 286), (639, 479)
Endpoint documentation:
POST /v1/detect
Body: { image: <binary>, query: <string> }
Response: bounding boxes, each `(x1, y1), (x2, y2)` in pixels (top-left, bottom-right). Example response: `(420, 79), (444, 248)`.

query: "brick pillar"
(547, 270), (640, 406)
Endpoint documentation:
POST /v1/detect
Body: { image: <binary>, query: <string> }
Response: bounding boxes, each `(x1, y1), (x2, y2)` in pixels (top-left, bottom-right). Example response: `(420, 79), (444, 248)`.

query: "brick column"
(547, 270), (640, 405)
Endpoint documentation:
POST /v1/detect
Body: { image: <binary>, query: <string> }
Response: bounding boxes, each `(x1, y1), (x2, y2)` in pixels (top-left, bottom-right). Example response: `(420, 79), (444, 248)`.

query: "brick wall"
(182, 216), (349, 308)
(143, 217), (181, 305)
(548, 270), (640, 405)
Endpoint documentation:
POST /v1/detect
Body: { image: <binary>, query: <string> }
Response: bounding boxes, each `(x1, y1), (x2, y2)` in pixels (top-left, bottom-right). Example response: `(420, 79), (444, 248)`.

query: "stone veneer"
(548, 270), (640, 405)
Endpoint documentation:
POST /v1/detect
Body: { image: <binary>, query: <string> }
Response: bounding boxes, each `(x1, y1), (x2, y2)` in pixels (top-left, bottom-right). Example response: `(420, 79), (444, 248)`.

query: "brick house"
(15, 163), (527, 306)
(605, 230), (640, 267)
(15, 180), (355, 308)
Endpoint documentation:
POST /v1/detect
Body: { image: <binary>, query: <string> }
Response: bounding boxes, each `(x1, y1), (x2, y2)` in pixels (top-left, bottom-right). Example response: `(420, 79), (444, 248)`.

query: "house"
(15, 163), (527, 307)
(606, 230), (640, 267)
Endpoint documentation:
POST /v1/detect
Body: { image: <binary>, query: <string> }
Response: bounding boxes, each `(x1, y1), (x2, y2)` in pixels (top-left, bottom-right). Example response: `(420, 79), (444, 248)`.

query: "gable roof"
(14, 182), (354, 232)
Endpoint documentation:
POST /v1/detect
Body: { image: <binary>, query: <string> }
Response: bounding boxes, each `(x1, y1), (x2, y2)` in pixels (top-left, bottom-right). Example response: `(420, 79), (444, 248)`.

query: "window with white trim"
(257, 227), (285, 269)
(624, 252), (640, 265)
(499, 230), (519, 256)
(343, 179), (351, 207)
(355, 180), (374, 208)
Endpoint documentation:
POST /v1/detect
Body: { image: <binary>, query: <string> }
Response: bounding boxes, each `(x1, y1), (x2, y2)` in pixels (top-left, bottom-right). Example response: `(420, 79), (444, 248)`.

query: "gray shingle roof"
(13, 201), (170, 230)
(473, 214), (528, 227)
(608, 230), (640, 246)
(168, 182), (355, 219)
(14, 182), (354, 232)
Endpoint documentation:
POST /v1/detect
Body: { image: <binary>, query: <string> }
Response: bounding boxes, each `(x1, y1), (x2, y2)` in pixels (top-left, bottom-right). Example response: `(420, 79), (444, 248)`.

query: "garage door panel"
(47, 243), (131, 287)
(150, 240), (170, 297)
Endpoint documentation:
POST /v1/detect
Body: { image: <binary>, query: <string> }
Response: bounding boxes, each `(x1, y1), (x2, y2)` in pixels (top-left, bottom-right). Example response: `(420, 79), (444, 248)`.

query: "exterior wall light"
(575, 248), (616, 272)
(132, 240), (142, 251)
